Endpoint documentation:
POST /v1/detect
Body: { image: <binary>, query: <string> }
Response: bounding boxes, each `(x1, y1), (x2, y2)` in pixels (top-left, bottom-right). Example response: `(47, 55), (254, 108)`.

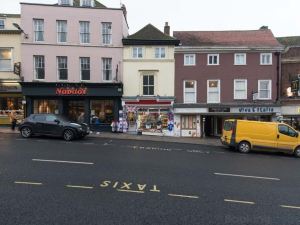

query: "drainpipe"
(275, 52), (281, 103)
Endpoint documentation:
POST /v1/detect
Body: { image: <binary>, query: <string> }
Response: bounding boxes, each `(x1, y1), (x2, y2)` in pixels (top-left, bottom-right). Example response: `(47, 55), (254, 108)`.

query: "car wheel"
(238, 141), (251, 153)
(294, 147), (300, 158)
(63, 129), (74, 141)
(20, 127), (32, 138)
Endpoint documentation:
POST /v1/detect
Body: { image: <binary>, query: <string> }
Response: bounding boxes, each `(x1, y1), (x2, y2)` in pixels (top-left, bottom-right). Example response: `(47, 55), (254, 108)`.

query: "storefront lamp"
(13, 23), (29, 39)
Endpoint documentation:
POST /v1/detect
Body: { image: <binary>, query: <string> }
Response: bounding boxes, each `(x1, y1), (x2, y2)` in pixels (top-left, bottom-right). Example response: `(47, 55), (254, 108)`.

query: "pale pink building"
(20, 0), (129, 131)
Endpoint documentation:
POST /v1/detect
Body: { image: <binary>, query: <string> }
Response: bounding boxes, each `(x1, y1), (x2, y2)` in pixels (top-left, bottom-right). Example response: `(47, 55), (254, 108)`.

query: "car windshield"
(56, 115), (70, 122)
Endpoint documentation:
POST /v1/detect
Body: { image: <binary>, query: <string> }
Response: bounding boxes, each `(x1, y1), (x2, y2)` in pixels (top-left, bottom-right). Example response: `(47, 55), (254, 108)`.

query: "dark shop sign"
(55, 87), (88, 96)
(208, 107), (230, 113)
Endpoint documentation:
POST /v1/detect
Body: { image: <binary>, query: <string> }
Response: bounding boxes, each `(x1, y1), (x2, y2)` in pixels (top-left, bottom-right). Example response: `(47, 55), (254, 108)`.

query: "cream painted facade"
(0, 15), (21, 80)
(123, 45), (175, 97)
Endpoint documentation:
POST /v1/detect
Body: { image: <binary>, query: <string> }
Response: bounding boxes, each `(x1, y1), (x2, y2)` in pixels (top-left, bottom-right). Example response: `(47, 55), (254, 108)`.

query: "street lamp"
(12, 23), (28, 39)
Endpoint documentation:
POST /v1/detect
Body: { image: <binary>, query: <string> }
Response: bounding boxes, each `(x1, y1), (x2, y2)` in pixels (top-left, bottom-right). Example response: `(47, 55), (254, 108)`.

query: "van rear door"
(222, 120), (235, 145)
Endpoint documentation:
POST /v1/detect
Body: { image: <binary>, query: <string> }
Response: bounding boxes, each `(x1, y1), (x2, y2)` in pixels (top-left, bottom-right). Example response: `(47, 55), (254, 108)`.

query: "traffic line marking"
(66, 185), (94, 189)
(32, 159), (94, 165)
(14, 181), (43, 186)
(117, 189), (144, 194)
(214, 172), (280, 181)
(168, 194), (199, 199)
(224, 199), (255, 205)
(280, 205), (300, 210)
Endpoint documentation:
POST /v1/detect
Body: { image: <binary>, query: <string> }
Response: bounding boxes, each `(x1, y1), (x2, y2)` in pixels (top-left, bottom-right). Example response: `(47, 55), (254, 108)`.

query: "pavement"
(0, 126), (222, 146)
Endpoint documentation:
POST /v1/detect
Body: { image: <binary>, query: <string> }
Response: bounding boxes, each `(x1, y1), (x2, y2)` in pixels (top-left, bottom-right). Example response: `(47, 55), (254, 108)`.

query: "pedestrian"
(111, 120), (117, 133)
(10, 110), (17, 131)
(77, 112), (85, 124)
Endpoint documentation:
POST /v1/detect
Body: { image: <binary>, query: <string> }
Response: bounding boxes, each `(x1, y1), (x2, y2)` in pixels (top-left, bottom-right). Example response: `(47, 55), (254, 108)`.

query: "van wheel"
(294, 147), (300, 158)
(238, 141), (251, 153)
(63, 129), (74, 141)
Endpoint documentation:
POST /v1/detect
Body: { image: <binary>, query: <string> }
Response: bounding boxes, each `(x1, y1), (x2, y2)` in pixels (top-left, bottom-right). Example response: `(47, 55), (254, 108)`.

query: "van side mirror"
(296, 133), (299, 138)
(54, 119), (60, 124)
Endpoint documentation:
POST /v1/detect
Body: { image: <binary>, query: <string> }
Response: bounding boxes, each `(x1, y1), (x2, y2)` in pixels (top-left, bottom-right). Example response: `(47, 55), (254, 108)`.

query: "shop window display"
(33, 99), (59, 114)
(90, 100), (114, 125)
(137, 108), (171, 133)
(0, 97), (24, 124)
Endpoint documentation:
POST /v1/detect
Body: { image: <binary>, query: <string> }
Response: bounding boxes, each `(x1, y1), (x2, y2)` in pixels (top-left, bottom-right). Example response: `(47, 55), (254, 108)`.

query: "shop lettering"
(238, 107), (274, 113)
(56, 87), (87, 95)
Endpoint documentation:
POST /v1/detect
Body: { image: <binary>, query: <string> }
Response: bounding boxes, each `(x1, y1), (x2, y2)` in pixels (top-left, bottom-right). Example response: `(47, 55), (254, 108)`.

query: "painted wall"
(123, 46), (175, 97)
(175, 52), (279, 103)
(0, 16), (21, 80)
(21, 3), (128, 82)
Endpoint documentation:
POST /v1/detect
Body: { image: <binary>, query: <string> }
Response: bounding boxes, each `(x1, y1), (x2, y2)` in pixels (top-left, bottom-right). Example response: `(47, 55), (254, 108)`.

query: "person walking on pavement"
(10, 110), (17, 131)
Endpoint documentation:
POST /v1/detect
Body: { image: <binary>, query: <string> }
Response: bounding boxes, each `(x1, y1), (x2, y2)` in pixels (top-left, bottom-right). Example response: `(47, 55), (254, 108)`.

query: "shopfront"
(122, 98), (175, 136)
(280, 105), (300, 131)
(0, 82), (24, 125)
(21, 82), (123, 131)
(174, 105), (281, 137)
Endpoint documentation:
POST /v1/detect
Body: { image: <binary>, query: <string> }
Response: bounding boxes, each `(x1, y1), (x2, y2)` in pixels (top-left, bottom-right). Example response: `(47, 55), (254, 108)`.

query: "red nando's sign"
(56, 87), (87, 95)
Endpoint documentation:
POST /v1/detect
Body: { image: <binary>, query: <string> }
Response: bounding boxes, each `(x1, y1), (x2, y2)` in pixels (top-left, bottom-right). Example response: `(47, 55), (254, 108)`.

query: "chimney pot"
(164, 22), (170, 36)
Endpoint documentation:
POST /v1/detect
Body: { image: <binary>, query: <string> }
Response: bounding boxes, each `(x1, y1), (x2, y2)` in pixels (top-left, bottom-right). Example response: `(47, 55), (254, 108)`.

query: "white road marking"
(32, 159), (94, 165)
(224, 199), (255, 205)
(66, 185), (94, 189)
(214, 172), (280, 181)
(117, 189), (144, 194)
(168, 194), (199, 199)
(14, 181), (43, 186)
(280, 205), (300, 209)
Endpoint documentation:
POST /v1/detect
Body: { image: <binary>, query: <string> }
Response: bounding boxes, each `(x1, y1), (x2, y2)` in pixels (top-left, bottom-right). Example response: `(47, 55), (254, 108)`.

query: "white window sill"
(207, 64), (220, 66)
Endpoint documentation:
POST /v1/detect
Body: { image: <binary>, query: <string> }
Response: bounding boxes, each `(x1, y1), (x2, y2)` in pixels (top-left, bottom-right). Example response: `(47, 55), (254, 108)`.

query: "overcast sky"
(2, 0), (299, 37)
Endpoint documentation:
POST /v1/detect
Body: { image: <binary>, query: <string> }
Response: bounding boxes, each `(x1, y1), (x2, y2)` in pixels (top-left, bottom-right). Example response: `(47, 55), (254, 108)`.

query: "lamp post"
(12, 23), (28, 39)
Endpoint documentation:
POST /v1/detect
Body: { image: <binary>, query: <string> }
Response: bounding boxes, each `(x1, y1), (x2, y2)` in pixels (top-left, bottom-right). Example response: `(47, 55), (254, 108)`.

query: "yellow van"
(221, 119), (300, 157)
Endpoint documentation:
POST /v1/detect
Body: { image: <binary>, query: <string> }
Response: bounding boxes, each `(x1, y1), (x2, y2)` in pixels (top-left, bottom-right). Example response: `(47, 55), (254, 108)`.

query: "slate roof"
(54, 0), (106, 8)
(277, 36), (300, 47)
(123, 24), (180, 46)
(173, 29), (282, 48)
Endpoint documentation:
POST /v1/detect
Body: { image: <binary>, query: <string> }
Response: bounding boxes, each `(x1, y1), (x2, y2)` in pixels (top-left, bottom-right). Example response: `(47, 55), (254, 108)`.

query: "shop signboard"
(0, 83), (22, 93)
(208, 107), (230, 113)
(55, 87), (87, 96)
(231, 107), (281, 114)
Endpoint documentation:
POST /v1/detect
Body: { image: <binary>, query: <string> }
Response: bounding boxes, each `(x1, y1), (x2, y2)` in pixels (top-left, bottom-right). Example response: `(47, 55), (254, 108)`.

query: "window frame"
(234, 79), (247, 100)
(183, 80), (197, 103)
(142, 74), (155, 96)
(102, 22), (112, 45)
(33, 55), (45, 80)
(207, 79), (221, 103)
(260, 53), (272, 65)
(81, 0), (93, 7)
(181, 115), (197, 130)
(57, 56), (68, 81)
(234, 53), (246, 65)
(132, 47), (143, 59)
(102, 57), (112, 82)
(33, 19), (44, 42)
(79, 21), (90, 44)
(207, 54), (219, 65)
(56, 20), (67, 43)
(184, 54), (196, 66)
(0, 19), (5, 29)
(0, 48), (13, 71)
(80, 57), (90, 81)
(155, 47), (166, 59)
(258, 80), (272, 100)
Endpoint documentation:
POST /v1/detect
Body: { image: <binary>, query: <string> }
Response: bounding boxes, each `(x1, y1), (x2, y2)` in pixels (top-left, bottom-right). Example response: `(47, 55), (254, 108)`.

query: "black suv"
(19, 114), (90, 141)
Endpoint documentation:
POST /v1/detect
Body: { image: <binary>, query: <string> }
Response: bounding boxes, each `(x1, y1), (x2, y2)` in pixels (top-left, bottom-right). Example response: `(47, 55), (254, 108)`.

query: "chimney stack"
(164, 22), (170, 36)
(259, 25), (269, 30)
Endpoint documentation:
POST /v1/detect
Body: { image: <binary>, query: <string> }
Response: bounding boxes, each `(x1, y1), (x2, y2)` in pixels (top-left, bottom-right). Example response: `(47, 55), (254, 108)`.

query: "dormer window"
(59, 0), (73, 5)
(81, 0), (94, 7)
